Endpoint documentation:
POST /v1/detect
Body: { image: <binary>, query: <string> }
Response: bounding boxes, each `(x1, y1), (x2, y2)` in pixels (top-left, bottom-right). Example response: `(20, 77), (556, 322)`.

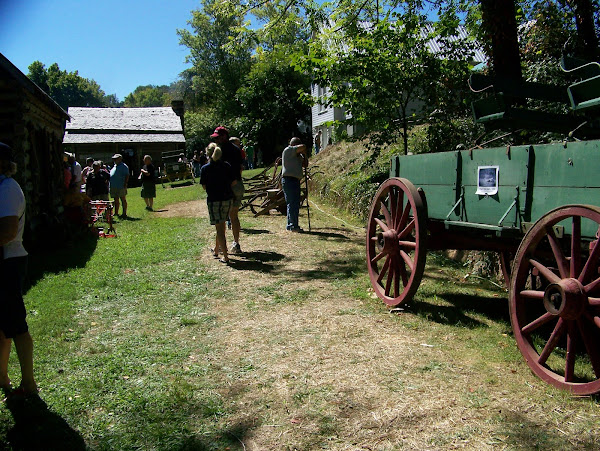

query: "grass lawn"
(1, 180), (599, 450)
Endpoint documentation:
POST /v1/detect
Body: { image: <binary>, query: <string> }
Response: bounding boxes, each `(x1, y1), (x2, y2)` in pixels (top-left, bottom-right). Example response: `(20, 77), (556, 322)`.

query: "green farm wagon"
(366, 57), (600, 395)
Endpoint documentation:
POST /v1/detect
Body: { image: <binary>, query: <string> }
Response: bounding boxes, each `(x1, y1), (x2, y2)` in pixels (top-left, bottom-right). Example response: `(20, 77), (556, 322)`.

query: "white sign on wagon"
(476, 165), (499, 195)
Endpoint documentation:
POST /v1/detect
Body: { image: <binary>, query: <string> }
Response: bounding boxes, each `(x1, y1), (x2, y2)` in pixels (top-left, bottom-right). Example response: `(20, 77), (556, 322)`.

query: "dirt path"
(166, 200), (598, 450)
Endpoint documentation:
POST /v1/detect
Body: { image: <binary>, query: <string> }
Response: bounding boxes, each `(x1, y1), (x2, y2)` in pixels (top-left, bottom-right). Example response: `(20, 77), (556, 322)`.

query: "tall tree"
(27, 61), (118, 110)
(177, 0), (253, 114)
(123, 85), (172, 107)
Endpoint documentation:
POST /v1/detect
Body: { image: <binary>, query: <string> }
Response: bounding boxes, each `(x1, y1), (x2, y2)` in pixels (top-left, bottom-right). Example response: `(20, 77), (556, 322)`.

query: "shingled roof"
(63, 107), (186, 144)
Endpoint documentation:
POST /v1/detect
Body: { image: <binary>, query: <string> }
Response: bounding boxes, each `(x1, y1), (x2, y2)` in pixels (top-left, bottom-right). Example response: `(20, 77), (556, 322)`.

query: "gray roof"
(64, 107), (185, 144)
(63, 133), (186, 144)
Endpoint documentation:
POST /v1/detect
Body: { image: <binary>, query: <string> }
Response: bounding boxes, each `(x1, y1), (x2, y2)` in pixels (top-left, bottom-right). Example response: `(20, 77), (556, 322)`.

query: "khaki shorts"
(231, 181), (245, 208)
(110, 187), (127, 198)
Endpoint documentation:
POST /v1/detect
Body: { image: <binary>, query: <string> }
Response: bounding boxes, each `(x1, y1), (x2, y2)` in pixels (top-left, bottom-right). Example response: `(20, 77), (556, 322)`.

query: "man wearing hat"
(0, 143), (38, 396)
(211, 126), (245, 254)
(110, 153), (130, 218)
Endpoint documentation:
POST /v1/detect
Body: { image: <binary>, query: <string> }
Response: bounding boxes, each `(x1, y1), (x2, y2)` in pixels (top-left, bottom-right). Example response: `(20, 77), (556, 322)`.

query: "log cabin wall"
(0, 53), (69, 248)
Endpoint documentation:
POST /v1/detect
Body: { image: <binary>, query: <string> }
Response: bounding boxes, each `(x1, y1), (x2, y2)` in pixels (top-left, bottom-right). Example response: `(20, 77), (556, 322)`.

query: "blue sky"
(0, 0), (200, 101)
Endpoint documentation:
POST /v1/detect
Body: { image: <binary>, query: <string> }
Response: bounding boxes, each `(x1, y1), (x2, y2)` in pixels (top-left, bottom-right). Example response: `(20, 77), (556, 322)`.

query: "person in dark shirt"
(85, 161), (110, 201)
(139, 155), (156, 211)
(210, 126), (245, 254)
(200, 143), (237, 263)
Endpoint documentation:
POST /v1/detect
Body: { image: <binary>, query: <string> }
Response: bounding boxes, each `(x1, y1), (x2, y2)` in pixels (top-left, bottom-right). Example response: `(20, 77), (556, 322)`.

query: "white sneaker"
(230, 242), (242, 254)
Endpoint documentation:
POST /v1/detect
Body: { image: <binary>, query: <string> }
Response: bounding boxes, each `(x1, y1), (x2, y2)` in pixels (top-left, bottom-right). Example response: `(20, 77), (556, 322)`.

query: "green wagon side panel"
(529, 141), (600, 237)
(458, 146), (531, 228)
(391, 152), (459, 221)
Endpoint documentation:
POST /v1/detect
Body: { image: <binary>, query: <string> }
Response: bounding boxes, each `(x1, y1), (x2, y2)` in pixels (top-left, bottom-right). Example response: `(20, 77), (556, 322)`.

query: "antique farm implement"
(366, 57), (600, 395)
(159, 150), (195, 186)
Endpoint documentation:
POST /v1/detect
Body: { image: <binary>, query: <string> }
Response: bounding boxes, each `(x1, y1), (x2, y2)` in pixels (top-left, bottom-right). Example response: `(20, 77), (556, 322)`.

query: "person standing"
(200, 143), (236, 263)
(109, 153), (129, 218)
(139, 155), (156, 211)
(0, 143), (38, 397)
(81, 157), (94, 184)
(86, 161), (110, 201)
(281, 137), (307, 232)
(66, 152), (83, 191)
(210, 126), (245, 254)
(314, 130), (322, 155)
(245, 142), (254, 169)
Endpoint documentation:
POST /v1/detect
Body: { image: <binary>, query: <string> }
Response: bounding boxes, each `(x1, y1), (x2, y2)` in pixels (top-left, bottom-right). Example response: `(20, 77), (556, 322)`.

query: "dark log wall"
(0, 71), (68, 247)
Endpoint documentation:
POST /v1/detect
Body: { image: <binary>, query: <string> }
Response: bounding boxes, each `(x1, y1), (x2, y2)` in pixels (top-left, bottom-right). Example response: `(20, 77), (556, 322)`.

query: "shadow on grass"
(24, 231), (98, 293)
(408, 293), (510, 329)
(499, 411), (598, 448)
(4, 396), (85, 450)
(295, 253), (365, 281)
(178, 418), (257, 450)
(241, 228), (270, 235)
(228, 250), (285, 272)
(302, 228), (352, 241)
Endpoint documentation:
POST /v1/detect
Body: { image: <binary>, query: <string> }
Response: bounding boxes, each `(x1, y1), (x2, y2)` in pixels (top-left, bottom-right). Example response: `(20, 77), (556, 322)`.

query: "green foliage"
(177, 0), (253, 113)
(27, 61), (120, 110)
(295, 1), (475, 154)
(236, 48), (312, 162)
(123, 84), (172, 107)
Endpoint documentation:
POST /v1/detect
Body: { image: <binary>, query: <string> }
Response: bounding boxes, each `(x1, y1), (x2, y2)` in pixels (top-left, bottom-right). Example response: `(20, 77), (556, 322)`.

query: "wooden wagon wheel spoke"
(366, 178), (427, 307)
(571, 216), (582, 278)
(521, 311), (555, 334)
(510, 205), (600, 395)
(397, 202), (411, 234)
(545, 226), (569, 279)
(377, 256), (391, 284)
(384, 258), (395, 297)
(393, 190), (404, 231)
(398, 240), (417, 250)
(529, 259), (561, 284)
(579, 241), (600, 285)
(399, 250), (414, 272)
(380, 199), (392, 229)
(398, 258), (409, 286)
(538, 318), (566, 365)
(398, 218), (416, 240)
(564, 321), (577, 382)
(374, 217), (389, 233)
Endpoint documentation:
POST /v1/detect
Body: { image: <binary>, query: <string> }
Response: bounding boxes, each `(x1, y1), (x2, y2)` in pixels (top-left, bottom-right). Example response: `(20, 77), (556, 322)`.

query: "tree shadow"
(497, 410), (598, 449)
(24, 232), (98, 293)
(302, 228), (352, 241)
(294, 252), (365, 281)
(406, 292), (510, 329)
(177, 418), (258, 450)
(228, 251), (285, 273)
(4, 395), (86, 450)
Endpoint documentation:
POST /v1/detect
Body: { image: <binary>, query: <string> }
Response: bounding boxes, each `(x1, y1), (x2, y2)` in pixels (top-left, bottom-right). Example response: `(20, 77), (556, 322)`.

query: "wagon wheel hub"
(381, 229), (399, 254)
(543, 278), (587, 320)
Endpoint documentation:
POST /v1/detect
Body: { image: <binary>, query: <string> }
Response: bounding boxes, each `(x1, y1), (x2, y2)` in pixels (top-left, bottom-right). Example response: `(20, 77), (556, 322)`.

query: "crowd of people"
(0, 128), (311, 399)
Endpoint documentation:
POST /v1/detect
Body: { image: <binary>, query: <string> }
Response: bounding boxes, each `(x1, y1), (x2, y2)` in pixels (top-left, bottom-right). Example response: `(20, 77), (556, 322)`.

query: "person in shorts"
(200, 143), (236, 263)
(211, 127), (245, 254)
(0, 142), (38, 397)
(109, 153), (129, 217)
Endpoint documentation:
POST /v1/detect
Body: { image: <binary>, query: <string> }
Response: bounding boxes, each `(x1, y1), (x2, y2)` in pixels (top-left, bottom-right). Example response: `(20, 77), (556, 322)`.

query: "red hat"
(210, 126), (229, 138)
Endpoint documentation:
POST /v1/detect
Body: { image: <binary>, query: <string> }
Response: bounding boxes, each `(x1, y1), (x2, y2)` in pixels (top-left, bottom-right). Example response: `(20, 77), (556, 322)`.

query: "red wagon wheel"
(510, 205), (600, 395)
(366, 178), (427, 307)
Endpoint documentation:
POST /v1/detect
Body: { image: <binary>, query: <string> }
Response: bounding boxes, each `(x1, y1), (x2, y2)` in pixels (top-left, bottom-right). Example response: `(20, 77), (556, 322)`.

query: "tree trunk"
(479, 0), (522, 81)
(568, 0), (599, 59)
